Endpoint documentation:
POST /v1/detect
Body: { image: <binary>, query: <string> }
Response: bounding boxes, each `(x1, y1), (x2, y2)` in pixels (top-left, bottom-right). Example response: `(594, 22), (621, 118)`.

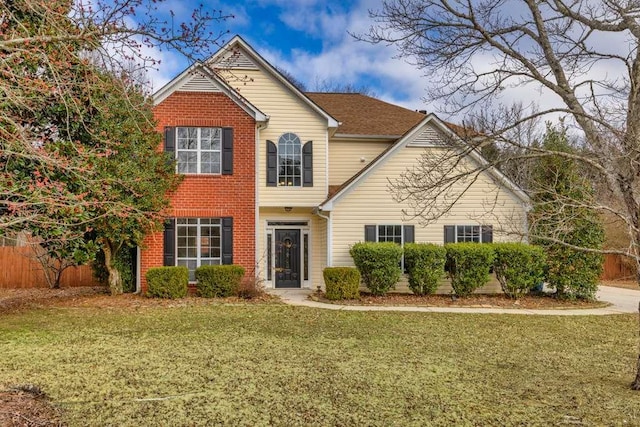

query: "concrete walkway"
(268, 285), (640, 316)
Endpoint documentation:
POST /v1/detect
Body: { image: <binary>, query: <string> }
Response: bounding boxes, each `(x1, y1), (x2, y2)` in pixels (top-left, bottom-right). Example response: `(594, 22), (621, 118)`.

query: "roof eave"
(333, 133), (403, 140)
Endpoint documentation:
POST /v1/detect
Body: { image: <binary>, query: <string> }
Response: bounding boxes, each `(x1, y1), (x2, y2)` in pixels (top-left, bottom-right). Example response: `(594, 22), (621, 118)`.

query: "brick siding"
(139, 91), (256, 292)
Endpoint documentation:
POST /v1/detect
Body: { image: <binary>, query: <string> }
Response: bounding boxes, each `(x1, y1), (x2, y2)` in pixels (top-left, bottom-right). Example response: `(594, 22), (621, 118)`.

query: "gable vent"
(178, 72), (222, 92)
(410, 126), (446, 147)
(214, 49), (259, 70)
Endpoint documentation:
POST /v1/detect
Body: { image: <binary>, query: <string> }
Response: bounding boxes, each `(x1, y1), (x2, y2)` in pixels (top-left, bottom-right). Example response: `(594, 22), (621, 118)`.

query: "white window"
(456, 225), (481, 243)
(376, 224), (406, 271)
(377, 225), (403, 245)
(176, 218), (221, 281)
(176, 127), (221, 174)
(278, 132), (301, 186)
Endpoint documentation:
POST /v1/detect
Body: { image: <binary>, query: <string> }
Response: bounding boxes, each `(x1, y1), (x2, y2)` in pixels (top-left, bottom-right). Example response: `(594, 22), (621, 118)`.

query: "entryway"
(274, 229), (301, 288)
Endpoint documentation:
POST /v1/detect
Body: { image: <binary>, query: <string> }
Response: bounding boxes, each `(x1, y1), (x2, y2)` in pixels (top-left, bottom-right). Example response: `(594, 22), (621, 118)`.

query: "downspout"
(523, 201), (532, 244)
(255, 121), (267, 276)
(135, 246), (141, 293)
(315, 208), (332, 268)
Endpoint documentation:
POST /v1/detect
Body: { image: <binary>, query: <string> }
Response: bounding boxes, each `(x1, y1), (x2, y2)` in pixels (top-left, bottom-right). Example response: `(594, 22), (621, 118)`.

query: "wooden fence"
(601, 254), (636, 281)
(0, 246), (100, 289)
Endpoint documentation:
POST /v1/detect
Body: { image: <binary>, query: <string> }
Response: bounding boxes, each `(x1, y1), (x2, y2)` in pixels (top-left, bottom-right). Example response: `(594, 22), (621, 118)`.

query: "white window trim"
(277, 132), (302, 187)
(454, 225), (483, 243)
(374, 224), (406, 272)
(176, 218), (222, 281)
(176, 127), (222, 175)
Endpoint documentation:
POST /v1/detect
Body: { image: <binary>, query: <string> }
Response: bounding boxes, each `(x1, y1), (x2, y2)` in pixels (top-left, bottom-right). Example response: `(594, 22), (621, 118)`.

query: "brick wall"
(140, 91), (256, 292)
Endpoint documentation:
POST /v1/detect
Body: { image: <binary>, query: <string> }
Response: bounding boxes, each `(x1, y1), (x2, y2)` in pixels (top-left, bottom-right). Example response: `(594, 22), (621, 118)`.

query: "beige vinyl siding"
(328, 138), (392, 186)
(257, 207), (327, 289)
(331, 144), (525, 266)
(328, 142), (525, 292)
(219, 67), (329, 206)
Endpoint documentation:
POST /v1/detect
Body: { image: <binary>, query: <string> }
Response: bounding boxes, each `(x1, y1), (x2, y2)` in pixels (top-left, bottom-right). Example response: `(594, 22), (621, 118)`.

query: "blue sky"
(149, 0), (430, 112)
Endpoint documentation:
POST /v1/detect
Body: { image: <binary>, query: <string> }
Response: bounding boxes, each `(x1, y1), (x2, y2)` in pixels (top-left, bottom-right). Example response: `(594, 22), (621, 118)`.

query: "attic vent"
(178, 73), (222, 92)
(214, 49), (258, 70)
(410, 126), (446, 146)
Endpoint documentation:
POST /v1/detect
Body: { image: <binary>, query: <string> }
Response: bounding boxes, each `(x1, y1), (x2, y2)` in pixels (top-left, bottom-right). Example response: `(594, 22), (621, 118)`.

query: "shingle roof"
(306, 92), (426, 137)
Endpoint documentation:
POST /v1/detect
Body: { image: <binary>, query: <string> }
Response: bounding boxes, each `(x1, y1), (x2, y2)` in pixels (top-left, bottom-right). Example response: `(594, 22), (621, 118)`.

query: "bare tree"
(0, 0), (231, 233)
(312, 77), (377, 96)
(360, 0), (640, 388)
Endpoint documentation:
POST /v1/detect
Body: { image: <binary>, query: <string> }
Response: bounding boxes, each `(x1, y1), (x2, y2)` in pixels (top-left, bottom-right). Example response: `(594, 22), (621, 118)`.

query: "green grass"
(1, 304), (640, 426)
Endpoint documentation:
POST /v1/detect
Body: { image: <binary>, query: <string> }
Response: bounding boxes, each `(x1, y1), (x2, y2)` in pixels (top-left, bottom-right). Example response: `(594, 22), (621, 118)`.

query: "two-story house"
(137, 36), (529, 293)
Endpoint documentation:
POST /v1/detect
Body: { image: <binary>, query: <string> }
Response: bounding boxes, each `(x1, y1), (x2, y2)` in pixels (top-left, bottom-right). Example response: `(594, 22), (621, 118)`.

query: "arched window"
(278, 132), (301, 186)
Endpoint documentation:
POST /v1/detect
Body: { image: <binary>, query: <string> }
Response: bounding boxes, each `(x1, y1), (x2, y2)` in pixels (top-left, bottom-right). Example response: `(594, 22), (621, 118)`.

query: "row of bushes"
(145, 265), (246, 299)
(325, 242), (550, 300)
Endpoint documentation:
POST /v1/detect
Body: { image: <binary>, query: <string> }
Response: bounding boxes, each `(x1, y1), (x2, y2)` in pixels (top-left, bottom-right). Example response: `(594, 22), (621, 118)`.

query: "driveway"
(270, 285), (640, 315)
(598, 285), (640, 313)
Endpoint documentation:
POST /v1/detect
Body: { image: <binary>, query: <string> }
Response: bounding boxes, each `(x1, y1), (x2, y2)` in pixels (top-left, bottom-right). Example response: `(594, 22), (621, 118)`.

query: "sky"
(148, 0), (430, 113)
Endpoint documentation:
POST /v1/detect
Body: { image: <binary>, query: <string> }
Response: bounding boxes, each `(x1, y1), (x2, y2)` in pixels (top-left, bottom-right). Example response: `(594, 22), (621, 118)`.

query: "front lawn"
(1, 303), (639, 425)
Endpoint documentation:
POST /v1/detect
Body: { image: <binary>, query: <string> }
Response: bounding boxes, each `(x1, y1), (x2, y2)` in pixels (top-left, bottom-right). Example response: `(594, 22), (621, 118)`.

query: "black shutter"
(444, 225), (455, 244)
(364, 225), (377, 242)
(222, 127), (233, 175)
(163, 219), (176, 266)
(481, 225), (493, 243)
(266, 140), (277, 186)
(403, 225), (415, 244)
(302, 141), (313, 187)
(164, 127), (175, 152)
(222, 217), (233, 265)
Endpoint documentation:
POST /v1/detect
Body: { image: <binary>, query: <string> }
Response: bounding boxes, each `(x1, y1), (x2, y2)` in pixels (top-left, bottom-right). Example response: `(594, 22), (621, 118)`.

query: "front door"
(275, 229), (301, 288)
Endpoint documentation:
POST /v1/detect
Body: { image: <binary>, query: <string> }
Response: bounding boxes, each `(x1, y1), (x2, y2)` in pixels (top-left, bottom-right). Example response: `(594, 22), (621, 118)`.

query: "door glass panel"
(303, 233), (309, 281)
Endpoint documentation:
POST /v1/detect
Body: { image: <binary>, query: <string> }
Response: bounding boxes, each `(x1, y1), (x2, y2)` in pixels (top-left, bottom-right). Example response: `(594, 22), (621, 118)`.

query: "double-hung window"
(176, 127), (221, 174)
(377, 225), (403, 245)
(444, 225), (493, 243)
(266, 135), (312, 187)
(364, 224), (414, 272)
(278, 132), (302, 186)
(176, 218), (222, 281)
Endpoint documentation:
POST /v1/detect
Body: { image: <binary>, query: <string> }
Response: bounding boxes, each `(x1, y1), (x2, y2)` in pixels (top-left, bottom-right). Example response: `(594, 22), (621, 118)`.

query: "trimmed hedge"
(492, 243), (546, 299)
(445, 243), (495, 297)
(195, 265), (245, 298)
(404, 243), (446, 295)
(323, 267), (361, 300)
(146, 266), (188, 299)
(350, 242), (402, 296)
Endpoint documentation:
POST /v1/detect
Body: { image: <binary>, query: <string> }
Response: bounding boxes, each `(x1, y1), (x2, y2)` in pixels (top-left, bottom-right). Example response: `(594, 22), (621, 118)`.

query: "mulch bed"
(0, 386), (62, 427)
(311, 292), (610, 309)
(0, 286), (278, 314)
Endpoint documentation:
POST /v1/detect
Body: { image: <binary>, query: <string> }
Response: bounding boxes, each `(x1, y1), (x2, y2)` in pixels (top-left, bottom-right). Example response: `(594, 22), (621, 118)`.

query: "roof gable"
(152, 64), (268, 122)
(207, 36), (339, 128)
(320, 114), (529, 210)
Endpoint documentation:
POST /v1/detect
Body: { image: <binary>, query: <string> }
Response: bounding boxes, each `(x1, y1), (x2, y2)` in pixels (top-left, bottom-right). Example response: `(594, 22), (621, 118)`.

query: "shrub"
(323, 267), (361, 300)
(445, 243), (495, 297)
(492, 243), (546, 299)
(195, 265), (245, 298)
(404, 243), (446, 295)
(146, 266), (188, 299)
(235, 275), (266, 300)
(544, 244), (603, 300)
(349, 242), (402, 296)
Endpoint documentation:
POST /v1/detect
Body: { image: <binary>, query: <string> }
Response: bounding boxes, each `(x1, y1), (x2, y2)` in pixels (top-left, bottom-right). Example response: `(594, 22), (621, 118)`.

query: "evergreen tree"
(529, 124), (604, 300)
